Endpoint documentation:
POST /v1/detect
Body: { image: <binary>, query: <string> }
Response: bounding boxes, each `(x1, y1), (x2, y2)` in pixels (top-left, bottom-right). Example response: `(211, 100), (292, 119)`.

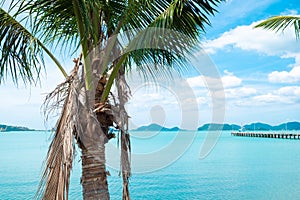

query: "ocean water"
(1, 131), (300, 199)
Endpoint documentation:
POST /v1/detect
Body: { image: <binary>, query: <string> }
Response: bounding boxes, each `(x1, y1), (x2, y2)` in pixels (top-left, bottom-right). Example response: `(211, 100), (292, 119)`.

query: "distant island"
(133, 123), (181, 131)
(132, 122), (300, 131)
(198, 122), (300, 131)
(2, 121), (300, 132)
(0, 124), (35, 132)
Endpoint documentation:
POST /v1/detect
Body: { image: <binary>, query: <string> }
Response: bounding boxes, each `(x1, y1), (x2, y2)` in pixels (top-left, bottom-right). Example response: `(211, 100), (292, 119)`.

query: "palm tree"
(255, 15), (300, 39)
(0, 0), (224, 199)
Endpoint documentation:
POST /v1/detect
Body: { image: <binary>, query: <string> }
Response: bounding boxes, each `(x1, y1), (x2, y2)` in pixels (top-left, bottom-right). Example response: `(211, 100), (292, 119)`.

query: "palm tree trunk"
(81, 145), (109, 200)
(79, 74), (113, 200)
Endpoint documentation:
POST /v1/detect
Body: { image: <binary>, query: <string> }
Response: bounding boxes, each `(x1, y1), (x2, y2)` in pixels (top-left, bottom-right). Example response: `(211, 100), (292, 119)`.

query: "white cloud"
(221, 70), (242, 88)
(253, 93), (284, 104)
(280, 9), (298, 15)
(268, 66), (300, 83)
(203, 20), (300, 64)
(226, 87), (257, 99)
(186, 76), (206, 88)
(187, 70), (241, 89)
(235, 86), (300, 106)
(276, 86), (300, 96)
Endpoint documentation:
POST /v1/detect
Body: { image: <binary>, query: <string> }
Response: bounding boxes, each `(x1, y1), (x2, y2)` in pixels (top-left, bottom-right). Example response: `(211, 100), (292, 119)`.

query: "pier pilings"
(231, 132), (300, 139)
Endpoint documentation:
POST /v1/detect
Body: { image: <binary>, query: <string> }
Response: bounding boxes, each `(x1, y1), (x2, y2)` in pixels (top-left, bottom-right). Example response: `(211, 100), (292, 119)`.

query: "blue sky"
(1, 0), (300, 129)
(128, 0), (300, 129)
(203, 0), (300, 126)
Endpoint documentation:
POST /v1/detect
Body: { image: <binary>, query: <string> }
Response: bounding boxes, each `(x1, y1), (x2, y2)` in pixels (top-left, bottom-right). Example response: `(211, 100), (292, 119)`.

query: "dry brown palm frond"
(36, 64), (80, 200)
(115, 67), (131, 200)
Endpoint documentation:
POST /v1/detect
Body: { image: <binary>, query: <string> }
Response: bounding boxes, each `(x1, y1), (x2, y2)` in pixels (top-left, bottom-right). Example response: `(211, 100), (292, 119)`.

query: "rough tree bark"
(79, 74), (115, 200)
(81, 145), (109, 200)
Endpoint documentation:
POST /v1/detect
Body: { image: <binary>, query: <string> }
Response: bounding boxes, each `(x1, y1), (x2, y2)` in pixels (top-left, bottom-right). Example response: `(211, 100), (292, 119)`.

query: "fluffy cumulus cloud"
(253, 93), (285, 104)
(186, 71), (263, 108)
(276, 86), (300, 96)
(236, 86), (300, 106)
(186, 75), (207, 88)
(187, 70), (241, 89)
(221, 70), (242, 88)
(203, 20), (300, 64)
(225, 87), (257, 99)
(199, 18), (300, 108)
(268, 66), (300, 83)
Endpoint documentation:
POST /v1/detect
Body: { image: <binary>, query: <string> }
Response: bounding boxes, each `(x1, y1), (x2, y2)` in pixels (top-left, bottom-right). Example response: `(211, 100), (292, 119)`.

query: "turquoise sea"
(1, 131), (300, 199)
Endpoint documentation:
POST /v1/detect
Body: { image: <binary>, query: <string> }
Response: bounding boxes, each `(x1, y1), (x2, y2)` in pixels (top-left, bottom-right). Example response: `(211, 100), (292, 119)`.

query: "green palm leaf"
(255, 15), (300, 39)
(0, 7), (43, 84)
(23, 0), (79, 53)
(0, 6), (67, 84)
(101, 0), (223, 100)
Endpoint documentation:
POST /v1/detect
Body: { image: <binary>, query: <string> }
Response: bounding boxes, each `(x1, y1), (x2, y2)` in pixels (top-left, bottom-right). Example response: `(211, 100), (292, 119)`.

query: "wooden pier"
(231, 132), (300, 139)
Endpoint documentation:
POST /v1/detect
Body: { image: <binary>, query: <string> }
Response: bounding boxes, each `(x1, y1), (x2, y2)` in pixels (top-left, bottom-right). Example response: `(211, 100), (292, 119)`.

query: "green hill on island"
(133, 123), (181, 131)
(198, 122), (300, 131)
(132, 122), (300, 131)
(0, 124), (34, 132)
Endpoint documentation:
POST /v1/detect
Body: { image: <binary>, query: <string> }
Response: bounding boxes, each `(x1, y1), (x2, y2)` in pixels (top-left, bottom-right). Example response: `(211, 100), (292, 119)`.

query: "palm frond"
(20, 0), (80, 55)
(115, 68), (131, 200)
(123, 28), (195, 80)
(122, 0), (222, 36)
(0, 7), (43, 84)
(0, 4), (68, 85)
(255, 15), (300, 39)
(101, 0), (224, 100)
(37, 67), (79, 200)
(119, 0), (223, 78)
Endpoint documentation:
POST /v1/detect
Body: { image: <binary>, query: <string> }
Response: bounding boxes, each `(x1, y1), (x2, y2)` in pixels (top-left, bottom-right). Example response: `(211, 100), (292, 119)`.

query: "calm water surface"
(0, 131), (300, 199)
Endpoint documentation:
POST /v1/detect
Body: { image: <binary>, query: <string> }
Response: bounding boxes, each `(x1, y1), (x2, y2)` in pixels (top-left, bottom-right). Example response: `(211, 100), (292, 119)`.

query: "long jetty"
(231, 132), (300, 139)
